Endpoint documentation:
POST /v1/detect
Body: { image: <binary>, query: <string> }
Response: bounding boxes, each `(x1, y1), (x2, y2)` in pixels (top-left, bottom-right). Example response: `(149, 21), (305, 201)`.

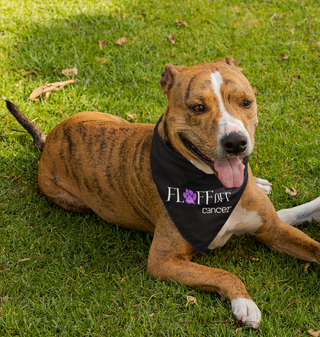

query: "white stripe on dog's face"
(210, 71), (253, 157)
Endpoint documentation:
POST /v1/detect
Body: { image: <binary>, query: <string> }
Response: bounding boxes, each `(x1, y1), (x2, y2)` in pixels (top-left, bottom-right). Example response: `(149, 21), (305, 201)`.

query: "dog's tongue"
(213, 157), (244, 188)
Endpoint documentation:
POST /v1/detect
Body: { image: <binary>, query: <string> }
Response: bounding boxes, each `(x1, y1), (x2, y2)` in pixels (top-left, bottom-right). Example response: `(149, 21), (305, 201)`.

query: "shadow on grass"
(1, 11), (183, 284)
(9, 10), (176, 115)
(2, 10), (165, 267)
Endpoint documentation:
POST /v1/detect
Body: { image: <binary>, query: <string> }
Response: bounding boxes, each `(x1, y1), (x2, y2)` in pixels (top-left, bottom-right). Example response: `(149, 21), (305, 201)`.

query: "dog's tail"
(3, 97), (46, 151)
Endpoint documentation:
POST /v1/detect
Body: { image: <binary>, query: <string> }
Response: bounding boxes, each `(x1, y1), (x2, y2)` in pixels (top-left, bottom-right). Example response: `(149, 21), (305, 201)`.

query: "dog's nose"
(221, 131), (248, 155)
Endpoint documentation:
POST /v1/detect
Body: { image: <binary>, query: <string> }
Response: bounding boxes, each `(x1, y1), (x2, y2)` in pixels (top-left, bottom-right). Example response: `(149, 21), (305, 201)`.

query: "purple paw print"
(183, 189), (197, 204)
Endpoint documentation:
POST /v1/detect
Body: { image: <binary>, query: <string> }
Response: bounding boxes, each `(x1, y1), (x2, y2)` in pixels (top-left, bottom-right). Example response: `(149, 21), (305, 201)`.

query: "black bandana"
(150, 115), (249, 254)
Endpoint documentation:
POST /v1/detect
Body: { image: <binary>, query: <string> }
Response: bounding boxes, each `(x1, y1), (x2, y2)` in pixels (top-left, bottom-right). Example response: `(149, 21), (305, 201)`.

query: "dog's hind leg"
(38, 167), (92, 213)
(39, 179), (92, 213)
(277, 197), (320, 226)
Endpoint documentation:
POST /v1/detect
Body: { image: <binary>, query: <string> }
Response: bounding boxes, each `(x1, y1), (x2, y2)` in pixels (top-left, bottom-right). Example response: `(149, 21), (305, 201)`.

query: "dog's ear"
(215, 56), (243, 72)
(160, 64), (186, 94)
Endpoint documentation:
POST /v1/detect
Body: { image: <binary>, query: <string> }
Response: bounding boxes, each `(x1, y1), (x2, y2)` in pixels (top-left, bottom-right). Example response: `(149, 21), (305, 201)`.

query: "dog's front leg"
(253, 216), (320, 262)
(147, 227), (261, 328)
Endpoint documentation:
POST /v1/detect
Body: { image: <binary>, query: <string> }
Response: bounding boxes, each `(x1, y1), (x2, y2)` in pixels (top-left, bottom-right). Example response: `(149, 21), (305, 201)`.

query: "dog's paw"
(255, 178), (272, 194)
(231, 298), (261, 329)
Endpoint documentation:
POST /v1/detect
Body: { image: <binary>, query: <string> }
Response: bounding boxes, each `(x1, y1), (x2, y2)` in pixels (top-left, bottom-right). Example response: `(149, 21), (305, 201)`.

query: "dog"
(5, 56), (320, 329)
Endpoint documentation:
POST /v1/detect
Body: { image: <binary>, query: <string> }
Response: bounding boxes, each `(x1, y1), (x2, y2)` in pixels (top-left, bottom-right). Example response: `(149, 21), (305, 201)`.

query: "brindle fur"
(6, 57), (320, 327)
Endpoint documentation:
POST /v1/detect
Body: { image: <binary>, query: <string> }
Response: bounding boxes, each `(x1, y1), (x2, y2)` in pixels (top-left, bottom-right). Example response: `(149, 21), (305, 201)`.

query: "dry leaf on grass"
(61, 67), (78, 77)
(289, 28), (295, 35)
(168, 34), (176, 44)
(304, 262), (311, 272)
(284, 186), (299, 197)
(232, 328), (242, 335)
(0, 296), (8, 302)
(115, 37), (127, 45)
(175, 19), (189, 27)
(179, 22), (189, 27)
(27, 80), (77, 101)
(24, 70), (37, 76)
(126, 113), (138, 122)
(186, 295), (198, 307)
(113, 11), (118, 17)
(99, 58), (108, 64)
(179, 21), (189, 27)
(308, 329), (320, 337)
(282, 54), (289, 59)
(28, 86), (43, 101)
(99, 40), (107, 50)
(143, 76), (150, 82)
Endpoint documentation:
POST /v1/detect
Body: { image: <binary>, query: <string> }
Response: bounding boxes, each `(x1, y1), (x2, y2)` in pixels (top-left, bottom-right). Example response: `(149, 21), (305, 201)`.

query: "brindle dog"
(5, 57), (320, 328)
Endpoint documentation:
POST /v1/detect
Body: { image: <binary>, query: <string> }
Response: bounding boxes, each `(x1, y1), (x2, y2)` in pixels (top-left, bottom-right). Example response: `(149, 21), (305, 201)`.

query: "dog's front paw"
(231, 298), (261, 329)
(255, 178), (272, 194)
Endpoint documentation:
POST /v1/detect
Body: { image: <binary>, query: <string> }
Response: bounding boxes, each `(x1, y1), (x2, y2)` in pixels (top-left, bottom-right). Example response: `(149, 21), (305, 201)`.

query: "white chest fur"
(207, 200), (262, 250)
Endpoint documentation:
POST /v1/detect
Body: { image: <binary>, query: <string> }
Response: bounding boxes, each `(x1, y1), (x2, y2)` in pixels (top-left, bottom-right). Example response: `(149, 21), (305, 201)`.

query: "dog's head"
(159, 57), (258, 188)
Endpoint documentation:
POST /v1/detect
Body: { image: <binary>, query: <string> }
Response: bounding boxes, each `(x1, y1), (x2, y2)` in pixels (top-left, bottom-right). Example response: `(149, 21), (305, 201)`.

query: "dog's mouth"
(180, 135), (245, 188)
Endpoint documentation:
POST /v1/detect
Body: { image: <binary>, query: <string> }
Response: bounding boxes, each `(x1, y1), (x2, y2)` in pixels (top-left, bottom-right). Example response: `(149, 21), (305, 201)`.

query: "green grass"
(1, 0), (320, 335)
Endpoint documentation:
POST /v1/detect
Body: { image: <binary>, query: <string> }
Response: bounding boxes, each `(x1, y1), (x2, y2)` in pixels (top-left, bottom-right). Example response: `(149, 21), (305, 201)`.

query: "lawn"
(1, 0), (320, 335)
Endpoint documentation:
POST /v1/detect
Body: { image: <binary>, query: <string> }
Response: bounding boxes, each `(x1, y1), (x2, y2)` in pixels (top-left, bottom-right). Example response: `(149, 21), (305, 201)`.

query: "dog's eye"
(242, 99), (252, 109)
(192, 104), (205, 113)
